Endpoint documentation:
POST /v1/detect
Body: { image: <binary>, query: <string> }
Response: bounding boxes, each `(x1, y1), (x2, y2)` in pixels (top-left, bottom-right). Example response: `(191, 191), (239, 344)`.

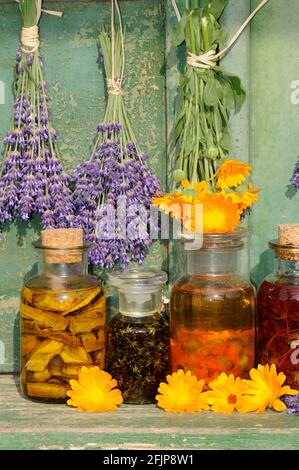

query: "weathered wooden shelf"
(0, 375), (298, 450)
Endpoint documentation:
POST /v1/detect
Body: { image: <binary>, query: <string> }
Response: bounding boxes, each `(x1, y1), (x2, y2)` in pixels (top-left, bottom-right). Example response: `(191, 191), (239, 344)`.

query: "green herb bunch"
(172, 0), (246, 186)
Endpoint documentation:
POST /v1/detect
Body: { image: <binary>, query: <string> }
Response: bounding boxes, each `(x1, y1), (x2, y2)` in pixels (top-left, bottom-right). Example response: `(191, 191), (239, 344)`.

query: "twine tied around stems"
(21, 25), (40, 52)
(107, 78), (123, 96)
(172, 0), (270, 69)
(109, 0), (125, 96)
(16, 0), (63, 53)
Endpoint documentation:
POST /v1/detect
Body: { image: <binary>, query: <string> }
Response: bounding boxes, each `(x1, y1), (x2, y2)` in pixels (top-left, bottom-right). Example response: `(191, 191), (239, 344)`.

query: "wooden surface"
(1, 375), (299, 450)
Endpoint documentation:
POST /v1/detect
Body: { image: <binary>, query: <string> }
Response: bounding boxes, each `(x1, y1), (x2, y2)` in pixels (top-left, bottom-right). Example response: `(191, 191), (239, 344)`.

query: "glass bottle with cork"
(107, 269), (169, 404)
(170, 229), (255, 384)
(20, 228), (106, 402)
(257, 224), (299, 390)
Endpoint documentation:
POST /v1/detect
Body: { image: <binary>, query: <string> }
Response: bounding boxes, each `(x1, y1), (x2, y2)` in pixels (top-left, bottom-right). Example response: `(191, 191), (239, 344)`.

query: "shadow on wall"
(250, 249), (275, 290)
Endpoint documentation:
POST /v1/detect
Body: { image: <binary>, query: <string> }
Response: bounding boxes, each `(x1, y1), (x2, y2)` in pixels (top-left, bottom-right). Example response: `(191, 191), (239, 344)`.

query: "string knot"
(107, 78), (123, 96)
(21, 25), (40, 53)
(187, 50), (217, 69)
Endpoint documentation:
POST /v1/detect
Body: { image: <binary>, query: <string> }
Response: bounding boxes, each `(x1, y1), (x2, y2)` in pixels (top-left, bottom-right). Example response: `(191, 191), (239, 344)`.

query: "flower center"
(227, 394), (237, 404)
(90, 388), (104, 403)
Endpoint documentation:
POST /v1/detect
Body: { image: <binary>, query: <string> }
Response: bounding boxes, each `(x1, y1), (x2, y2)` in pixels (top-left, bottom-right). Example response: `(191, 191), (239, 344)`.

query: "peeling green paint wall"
(249, 0), (299, 287)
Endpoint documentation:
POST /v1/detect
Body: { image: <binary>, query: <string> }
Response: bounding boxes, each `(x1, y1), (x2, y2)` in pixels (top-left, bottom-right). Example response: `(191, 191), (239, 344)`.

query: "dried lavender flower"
(282, 394), (299, 415)
(73, 11), (159, 268)
(290, 159), (299, 189)
(0, 0), (74, 227)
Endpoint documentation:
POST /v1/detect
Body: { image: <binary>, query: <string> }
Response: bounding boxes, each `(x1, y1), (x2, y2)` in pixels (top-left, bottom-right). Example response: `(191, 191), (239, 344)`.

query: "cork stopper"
(278, 224), (299, 246)
(271, 224), (299, 261)
(41, 228), (83, 264)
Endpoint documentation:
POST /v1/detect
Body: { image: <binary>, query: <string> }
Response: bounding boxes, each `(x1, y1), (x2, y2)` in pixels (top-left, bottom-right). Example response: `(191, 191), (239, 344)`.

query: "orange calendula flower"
(240, 183), (260, 209)
(193, 180), (208, 195)
(154, 163), (259, 234)
(216, 160), (252, 190)
(156, 369), (209, 413)
(181, 179), (191, 189)
(153, 192), (193, 221)
(200, 193), (240, 233)
(67, 366), (123, 412)
(222, 184), (260, 212)
(241, 364), (298, 414)
(207, 373), (250, 414)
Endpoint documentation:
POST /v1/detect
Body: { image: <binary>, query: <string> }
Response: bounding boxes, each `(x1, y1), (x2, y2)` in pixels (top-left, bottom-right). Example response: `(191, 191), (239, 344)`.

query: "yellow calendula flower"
(241, 364), (298, 414)
(200, 193), (241, 233)
(216, 160), (252, 190)
(181, 179), (191, 189)
(240, 183), (260, 209)
(156, 369), (209, 413)
(207, 373), (250, 414)
(193, 180), (209, 195)
(153, 193), (192, 221)
(222, 184), (260, 212)
(67, 366), (123, 412)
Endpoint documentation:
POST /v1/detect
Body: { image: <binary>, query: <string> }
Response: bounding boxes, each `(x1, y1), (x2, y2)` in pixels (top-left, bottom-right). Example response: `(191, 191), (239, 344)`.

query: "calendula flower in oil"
(207, 373), (250, 414)
(156, 369), (209, 413)
(242, 364), (298, 414)
(67, 366), (123, 412)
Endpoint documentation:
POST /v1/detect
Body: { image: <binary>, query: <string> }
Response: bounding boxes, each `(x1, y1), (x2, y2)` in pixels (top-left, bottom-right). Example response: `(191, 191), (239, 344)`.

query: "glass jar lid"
(109, 269), (167, 292)
(109, 269), (167, 317)
(182, 227), (247, 252)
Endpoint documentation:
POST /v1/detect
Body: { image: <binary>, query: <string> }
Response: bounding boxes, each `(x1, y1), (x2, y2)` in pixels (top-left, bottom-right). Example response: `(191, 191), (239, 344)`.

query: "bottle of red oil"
(257, 224), (299, 390)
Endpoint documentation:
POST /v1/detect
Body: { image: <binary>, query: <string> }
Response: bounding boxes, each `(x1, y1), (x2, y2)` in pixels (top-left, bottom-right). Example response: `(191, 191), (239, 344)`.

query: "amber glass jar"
(257, 240), (299, 390)
(107, 269), (169, 404)
(170, 229), (255, 384)
(20, 230), (106, 402)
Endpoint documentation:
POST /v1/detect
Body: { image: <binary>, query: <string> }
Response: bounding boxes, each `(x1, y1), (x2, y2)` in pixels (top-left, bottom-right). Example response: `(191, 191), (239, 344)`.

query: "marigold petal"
(280, 386), (298, 396)
(181, 179), (191, 189)
(272, 399), (287, 412)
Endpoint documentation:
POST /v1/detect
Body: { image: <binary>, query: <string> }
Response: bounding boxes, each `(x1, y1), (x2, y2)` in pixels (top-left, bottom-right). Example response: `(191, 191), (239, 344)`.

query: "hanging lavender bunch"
(0, 0), (74, 227)
(73, 1), (159, 268)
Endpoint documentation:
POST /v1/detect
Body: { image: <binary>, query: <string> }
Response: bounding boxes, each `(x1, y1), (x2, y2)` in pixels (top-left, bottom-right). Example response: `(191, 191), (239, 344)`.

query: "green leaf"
(203, 77), (222, 107)
(209, 0), (229, 20)
(172, 12), (188, 46)
(218, 102), (230, 124)
(215, 66), (246, 109)
(285, 184), (298, 200)
(220, 131), (231, 150)
(219, 78), (235, 110)
(174, 117), (185, 141)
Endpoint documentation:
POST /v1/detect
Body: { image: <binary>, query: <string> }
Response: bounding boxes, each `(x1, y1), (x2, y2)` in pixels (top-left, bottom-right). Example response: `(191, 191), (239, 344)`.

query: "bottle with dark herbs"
(107, 270), (169, 404)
